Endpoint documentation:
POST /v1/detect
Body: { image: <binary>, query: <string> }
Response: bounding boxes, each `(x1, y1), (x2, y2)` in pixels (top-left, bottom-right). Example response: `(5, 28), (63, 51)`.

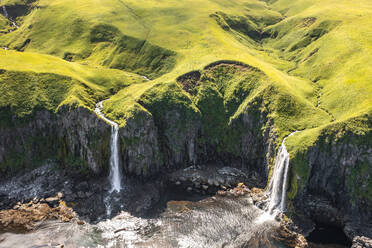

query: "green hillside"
(0, 0), (371, 194)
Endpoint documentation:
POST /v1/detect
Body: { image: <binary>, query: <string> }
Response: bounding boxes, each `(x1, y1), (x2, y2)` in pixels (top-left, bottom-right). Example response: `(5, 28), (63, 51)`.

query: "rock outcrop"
(290, 129), (372, 239)
(168, 166), (252, 194)
(118, 110), (162, 177)
(272, 220), (308, 248)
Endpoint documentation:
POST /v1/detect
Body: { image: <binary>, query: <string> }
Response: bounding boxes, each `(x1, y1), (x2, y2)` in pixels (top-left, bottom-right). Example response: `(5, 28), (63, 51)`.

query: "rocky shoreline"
(1, 167), (372, 248)
(1, 158), (371, 247)
(0, 181), (307, 248)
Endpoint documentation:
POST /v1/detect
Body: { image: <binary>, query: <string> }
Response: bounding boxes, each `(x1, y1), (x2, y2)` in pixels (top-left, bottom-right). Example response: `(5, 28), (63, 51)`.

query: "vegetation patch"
(88, 24), (177, 79)
(176, 70), (201, 95)
(288, 20), (340, 52)
(346, 160), (372, 202)
(211, 12), (264, 42)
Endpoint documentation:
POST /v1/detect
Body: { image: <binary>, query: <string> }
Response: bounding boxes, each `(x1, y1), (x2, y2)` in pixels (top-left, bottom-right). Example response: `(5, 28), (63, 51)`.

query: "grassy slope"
(0, 49), (145, 116)
(0, 0), (327, 133)
(264, 0), (372, 185)
(0, 0), (371, 191)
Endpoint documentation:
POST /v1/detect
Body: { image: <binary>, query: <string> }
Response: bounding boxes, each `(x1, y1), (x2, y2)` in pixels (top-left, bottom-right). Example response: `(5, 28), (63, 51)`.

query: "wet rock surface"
(0, 163), (266, 223)
(168, 165), (263, 195)
(0, 164), (162, 222)
(272, 220), (308, 248)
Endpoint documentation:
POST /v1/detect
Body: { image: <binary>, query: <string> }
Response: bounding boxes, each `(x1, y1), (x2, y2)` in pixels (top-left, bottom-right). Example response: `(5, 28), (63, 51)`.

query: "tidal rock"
(77, 191), (85, 199)
(352, 236), (372, 248)
(86, 191), (94, 198)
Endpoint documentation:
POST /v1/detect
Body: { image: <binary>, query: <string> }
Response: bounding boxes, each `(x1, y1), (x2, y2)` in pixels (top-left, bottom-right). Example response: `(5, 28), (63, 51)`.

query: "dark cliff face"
(0, 107), (111, 176)
(118, 110), (162, 177)
(228, 100), (277, 181)
(1, 82), (370, 239)
(0, 94), (276, 182)
(119, 89), (277, 181)
(291, 131), (372, 238)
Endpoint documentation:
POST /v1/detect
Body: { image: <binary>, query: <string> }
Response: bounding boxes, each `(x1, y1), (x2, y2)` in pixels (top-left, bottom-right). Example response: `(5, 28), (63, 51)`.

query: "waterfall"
(142, 75), (150, 81)
(265, 131), (298, 216)
(1, 0), (8, 18)
(95, 101), (122, 193)
(109, 125), (122, 192)
(1, 1), (19, 28)
(2, 5), (8, 17)
(266, 140), (290, 214)
(0, 0), (19, 29)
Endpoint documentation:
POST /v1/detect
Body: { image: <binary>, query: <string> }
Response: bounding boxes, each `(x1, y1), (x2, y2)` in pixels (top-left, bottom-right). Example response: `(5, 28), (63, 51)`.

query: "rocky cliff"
(288, 117), (372, 239)
(0, 63), (279, 182)
(0, 107), (111, 175)
(1, 60), (371, 243)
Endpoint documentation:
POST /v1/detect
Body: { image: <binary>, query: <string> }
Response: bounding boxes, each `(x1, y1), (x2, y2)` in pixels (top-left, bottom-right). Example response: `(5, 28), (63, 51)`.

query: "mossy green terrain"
(0, 0), (371, 200)
(0, 49), (145, 119)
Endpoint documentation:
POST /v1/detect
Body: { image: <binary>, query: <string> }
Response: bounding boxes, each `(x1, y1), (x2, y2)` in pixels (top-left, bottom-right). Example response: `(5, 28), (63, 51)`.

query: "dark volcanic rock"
(0, 164), (163, 222)
(291, 130), (372, 239)
(0, 107), (111, 175)
(168, 165), (254, 194)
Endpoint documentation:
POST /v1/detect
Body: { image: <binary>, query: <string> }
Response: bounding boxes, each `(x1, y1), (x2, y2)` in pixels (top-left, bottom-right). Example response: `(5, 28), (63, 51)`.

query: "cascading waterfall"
(1, 1), (19, 28)
(94, 101), (122, 193)
(2, 5), (8, 17)
(109, 124), (122, 193)
(266, 139), (290, 215)
(95, 101), (123, 216)
(265, 131), (298, 216)
(1, 1), (8, 18)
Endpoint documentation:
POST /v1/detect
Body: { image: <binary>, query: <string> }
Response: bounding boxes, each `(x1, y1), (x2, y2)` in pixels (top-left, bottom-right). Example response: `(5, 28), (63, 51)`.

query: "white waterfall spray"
(265, 131), (298, 216)
(2, 5), (8, 17)
(95, 101), (122, 193)
(266, 139), (290, 215)
(142, 75), (150, 81)
(255, 132), (298, 224)
(109, 125), (122, 192)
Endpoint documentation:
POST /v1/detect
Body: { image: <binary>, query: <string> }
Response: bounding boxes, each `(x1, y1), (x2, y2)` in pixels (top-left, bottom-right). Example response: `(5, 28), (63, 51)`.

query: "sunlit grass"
(0, 0), (371, 157)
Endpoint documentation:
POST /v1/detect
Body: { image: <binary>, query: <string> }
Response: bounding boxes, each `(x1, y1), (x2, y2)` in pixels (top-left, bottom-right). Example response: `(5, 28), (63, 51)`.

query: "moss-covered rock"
(0, 106), (111, 176)
(287, 114), (372, 237)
